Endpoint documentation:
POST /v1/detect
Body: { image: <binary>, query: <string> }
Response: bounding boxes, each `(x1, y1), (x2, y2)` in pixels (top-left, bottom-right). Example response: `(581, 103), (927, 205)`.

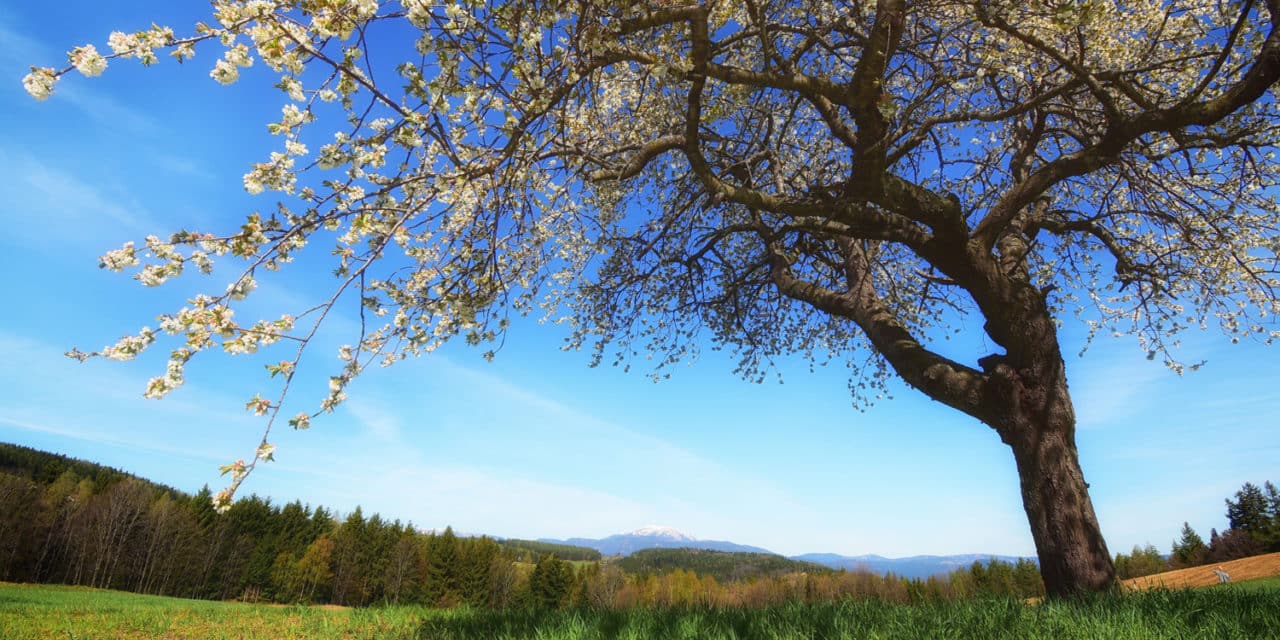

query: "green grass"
(0, 583), (426, 640)
(2, 582), (1279, 639)
(420, 591), (1280, 640)
(1229, 575), (1280, 592)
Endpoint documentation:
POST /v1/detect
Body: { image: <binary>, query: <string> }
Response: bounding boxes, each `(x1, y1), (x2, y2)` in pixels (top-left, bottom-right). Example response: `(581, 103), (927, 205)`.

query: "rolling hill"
(615, 547), (831, 582)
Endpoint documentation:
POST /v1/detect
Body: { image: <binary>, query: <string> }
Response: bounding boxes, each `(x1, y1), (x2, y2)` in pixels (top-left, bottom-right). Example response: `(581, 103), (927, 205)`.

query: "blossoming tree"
(27, 0), (1280, 596)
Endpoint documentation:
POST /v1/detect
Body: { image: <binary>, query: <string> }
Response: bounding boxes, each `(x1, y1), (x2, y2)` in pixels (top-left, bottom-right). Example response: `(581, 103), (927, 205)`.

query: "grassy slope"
(4, 582), (1280, 639)
(0, 583), (422, 640)
(1124, 552), (1280, 590)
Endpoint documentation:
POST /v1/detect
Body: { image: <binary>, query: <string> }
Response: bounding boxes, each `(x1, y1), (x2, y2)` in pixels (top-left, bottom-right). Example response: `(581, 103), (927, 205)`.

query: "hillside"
(616, 548), (830, 582)
(498, 539), (602, 562)
(0, 442), (182, 497)
(1124, 552), (1280, 590)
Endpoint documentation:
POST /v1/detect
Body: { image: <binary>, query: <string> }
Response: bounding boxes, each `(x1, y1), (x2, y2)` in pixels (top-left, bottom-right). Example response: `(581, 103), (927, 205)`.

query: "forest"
(0, 443), (1273, 609)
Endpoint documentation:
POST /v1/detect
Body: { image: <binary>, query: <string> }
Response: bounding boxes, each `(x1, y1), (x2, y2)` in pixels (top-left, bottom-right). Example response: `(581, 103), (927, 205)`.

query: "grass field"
(1232, 575), (1280, 593)
(2, 581), (1278, 639)
(0, 583), (424, 640)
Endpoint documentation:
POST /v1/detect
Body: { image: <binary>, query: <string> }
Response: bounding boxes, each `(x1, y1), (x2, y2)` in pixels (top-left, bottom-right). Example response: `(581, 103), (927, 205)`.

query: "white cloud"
(1069, 349), (1170, 429)
(345, 398), (402, 443)
(0, 416), (225, 464)
(0, 148), (159, 249)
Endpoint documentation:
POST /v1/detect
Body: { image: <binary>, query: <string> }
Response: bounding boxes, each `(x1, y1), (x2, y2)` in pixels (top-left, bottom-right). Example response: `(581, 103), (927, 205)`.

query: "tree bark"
(1005, 401), (1115, 597)
(980, 301), (1116, 597)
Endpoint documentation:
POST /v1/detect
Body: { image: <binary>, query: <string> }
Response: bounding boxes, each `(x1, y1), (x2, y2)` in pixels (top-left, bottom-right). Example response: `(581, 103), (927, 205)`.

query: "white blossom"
(69, 45), (107, 77)
(22, 67), (56, 100)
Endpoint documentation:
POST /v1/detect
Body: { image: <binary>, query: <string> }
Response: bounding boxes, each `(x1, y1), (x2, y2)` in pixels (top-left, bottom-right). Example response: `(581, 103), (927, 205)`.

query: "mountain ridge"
(541, 526), (775, 556)
(790, 552), (1036, 579)
(541, 526), (1033, 578)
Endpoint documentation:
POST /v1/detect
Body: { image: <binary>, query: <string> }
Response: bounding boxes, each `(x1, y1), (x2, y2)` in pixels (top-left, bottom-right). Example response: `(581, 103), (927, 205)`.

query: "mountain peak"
(627, 525), (696, 541)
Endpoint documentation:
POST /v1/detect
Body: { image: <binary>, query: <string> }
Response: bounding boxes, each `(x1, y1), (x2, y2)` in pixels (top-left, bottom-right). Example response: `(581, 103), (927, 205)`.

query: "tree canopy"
(28, 0), (1280, 596)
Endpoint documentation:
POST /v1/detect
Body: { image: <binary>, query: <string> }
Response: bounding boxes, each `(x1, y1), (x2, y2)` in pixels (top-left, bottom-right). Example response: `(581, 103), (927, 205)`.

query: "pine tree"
(190, 485), (217, 531)
(423, 527), (460, 607)
(1263, 481), (1280, 551)
(459, 537), (497, 607)
(1226, 482), (1270, 535)
(529, 554), (572, 610)
(1170, 522), (1207, 568)
(329, 508), (368, 606)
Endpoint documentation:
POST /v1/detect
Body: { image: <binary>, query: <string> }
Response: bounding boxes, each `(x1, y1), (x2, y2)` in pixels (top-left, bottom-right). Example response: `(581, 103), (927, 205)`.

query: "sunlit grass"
(0, 583), (423, 640)
(1229, 574), (1280, 592)
(2, 581), (1278, 639)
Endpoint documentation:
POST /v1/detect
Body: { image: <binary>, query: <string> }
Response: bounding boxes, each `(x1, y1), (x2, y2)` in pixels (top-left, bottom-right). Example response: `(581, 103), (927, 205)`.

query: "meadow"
(3, 581), (1279, 640)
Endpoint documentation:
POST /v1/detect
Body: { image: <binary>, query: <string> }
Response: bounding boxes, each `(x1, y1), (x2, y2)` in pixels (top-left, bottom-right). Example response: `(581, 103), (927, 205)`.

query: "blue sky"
(1, 1), (1277, 559)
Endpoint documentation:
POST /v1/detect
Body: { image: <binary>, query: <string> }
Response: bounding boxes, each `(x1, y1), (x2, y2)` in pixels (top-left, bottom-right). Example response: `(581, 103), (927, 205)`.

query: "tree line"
(0, 443), (528, 606)
(0, 443), (1049, 608)
(1114, 480), (1280, 580)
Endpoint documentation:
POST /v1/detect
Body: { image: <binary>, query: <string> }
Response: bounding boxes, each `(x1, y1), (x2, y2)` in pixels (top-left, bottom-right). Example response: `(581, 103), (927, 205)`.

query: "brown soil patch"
(1123, 551), (1280, 590)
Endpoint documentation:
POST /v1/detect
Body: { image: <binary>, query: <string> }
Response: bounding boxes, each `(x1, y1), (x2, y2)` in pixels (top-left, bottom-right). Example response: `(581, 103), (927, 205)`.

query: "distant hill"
(498, 538), (602, 562)
(0, 442), (182, 497)
(791, 552), (1035, 579)
(540, 526), (1032, 578)
(617, 547), (831, 582)
(544, 526), (775, 556)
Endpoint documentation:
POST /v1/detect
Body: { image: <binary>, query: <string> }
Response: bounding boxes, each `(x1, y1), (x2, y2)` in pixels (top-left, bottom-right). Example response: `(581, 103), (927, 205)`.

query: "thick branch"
(847, 0), (906, 189)
(764, 238), (991, 419)
(586, 135), (686, 181)
(972, 3), (1280, 249)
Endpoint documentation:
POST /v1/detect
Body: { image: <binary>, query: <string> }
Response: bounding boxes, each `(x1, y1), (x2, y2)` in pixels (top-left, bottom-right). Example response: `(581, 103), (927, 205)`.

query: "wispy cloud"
(0, 14), (45, 68)
(1069, 350), (1170, 430)
(58, 83), (164, 137)
(345, 398), (402, 443)
(0, 16), (212, 182)
(0, 147), (162, 254)
(0, 329), (258, 435)
(403, 357), (826, 544)
(326, 461), (656, 537)
(0, 416), (225, 464)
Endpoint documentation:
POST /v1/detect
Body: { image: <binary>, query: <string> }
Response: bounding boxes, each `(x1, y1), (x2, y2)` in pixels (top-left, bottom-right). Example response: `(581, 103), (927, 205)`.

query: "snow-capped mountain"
(627, 525), (697, 541)
(542, 526), (773, 556)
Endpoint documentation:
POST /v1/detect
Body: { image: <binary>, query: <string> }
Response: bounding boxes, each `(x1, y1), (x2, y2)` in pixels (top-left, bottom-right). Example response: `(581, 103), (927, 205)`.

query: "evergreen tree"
(529, 554), (572, 610)
(330, 507), (368, 606)
(1226, 482), (1270, 536)
(423, 527), (460, 607)
(190, 485), (217, 531)
(1170, 522), (1207, 568)
(1264, 481), (1280, 551)
(1011, 559), (1045, 598)
(459, 537), (497, 607)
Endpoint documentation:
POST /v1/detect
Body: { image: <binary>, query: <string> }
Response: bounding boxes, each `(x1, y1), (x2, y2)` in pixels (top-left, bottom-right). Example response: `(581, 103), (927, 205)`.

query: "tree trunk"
(1008, 417), (1115, 597)
(970, 281), (1116, 597)
(985, 332), (1115, 597)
